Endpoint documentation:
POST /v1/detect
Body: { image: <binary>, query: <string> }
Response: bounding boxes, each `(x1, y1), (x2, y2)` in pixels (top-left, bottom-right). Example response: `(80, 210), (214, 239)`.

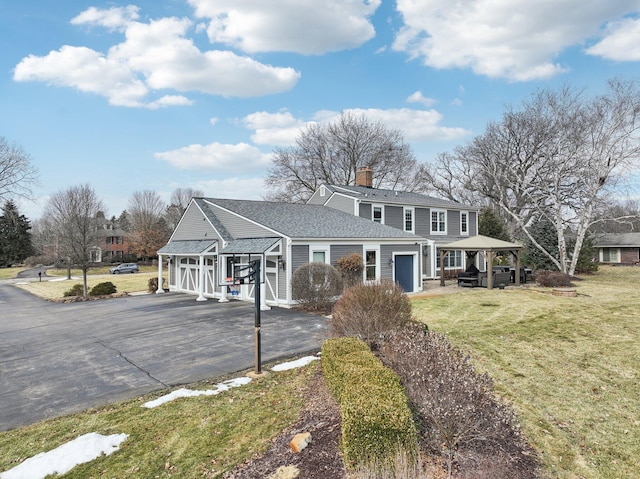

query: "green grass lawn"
(16, 271), (158, 299)
(411, 266), (640, 479)
(0, 364), (316, 478)
(0, 267), (26, 279)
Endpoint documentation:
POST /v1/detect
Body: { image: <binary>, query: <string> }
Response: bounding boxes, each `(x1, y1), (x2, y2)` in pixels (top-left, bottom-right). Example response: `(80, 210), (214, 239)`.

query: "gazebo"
(439, 235), (524, 289)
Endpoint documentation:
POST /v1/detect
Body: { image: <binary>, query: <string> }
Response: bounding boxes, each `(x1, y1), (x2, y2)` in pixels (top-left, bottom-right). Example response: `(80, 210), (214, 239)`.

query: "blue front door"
(394, 255), (414, 292)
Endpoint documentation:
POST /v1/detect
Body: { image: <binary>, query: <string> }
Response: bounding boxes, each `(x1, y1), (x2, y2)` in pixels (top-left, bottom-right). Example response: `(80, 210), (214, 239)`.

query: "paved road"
(0, 285), (326, 431)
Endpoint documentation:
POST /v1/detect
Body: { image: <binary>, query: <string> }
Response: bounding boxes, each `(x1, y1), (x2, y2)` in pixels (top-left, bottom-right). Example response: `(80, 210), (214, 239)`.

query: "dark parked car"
(110, 263), (139, 274)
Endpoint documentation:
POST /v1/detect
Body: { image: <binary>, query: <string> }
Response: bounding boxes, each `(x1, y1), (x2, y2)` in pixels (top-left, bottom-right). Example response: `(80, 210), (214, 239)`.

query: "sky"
(1, 1), (639, 220)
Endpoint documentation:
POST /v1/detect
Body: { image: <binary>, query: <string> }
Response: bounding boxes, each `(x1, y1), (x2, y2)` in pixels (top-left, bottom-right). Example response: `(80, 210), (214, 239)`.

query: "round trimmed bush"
(89, 281), (117, 296)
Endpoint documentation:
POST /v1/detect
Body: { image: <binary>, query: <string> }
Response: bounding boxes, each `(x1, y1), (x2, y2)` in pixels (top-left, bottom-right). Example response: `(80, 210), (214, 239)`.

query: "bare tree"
(425, 79), (640, 275)
(0, 137), (39, 201)
(43, 184), (105, 296)
(128, 190), (169, 261)
(165, 187), (204, 230)
(265, 111), (425, 202)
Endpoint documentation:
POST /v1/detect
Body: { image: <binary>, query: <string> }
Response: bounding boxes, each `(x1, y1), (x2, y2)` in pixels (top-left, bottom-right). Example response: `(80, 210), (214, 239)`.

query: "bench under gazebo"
(439, 235), (525, 290)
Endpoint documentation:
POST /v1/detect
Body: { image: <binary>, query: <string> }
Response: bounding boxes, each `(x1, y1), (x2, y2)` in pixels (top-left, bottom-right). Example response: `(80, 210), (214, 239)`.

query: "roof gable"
(322, 184), (477, 210)
(205, 198), (420, 240)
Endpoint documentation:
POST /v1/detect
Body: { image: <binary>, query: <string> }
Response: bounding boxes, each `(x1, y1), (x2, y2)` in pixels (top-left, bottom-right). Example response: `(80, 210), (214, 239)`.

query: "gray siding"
(385, 205), (403, 230)
(291, 244), (309, 273)
(448, 210), (460, 236)
(416, 207), (430, 237)
(469, 211), (478, 236)
(209, 204), (274, 238)
(171, 203), (217, 240)
(359, 202), (372, 219)
(306, 188), (326, 205)
(330, 244), (363, 266)
(326, 194), (356, 214)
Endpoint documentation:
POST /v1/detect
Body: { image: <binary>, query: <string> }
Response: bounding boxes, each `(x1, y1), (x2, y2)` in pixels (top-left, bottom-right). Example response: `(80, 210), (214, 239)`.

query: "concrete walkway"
(0, 285), (326, 431)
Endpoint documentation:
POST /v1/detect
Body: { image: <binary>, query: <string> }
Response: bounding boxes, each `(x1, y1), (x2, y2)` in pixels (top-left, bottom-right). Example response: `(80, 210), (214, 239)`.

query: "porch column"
(487, 251), (494, 290)
(156, 255), (164, 294)
(196, 254), (207, 301)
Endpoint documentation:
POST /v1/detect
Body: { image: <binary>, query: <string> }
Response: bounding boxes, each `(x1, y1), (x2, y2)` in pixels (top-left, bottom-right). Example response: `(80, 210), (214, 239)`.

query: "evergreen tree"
(523, 215), (559, 270)
(0, 200), (34, 267)
(478, 208), (511, 241)
(570, 236), (599, 274)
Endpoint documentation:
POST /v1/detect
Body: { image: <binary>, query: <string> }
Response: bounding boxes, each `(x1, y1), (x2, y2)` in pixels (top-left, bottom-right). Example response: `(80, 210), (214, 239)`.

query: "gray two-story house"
(307, 168), (480, 279)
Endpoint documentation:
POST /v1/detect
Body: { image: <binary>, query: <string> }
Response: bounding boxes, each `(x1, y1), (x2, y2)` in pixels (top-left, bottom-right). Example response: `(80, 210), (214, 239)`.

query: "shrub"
(336, 252), (364, 288)
(322, 337), (417, 471)
(330, 279), (412, 341)
(535, 270), (575, 287)
(89, 281), (117, 296)
(291, 262), (343, 312)
(23, 255), (56, 267)
(374, 322), (539, 479)
(63, 284), (85, 297)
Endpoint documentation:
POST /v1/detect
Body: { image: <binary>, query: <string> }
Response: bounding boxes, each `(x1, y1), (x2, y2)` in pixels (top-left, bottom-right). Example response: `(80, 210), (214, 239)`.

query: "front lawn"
(411, 266), (640, 479)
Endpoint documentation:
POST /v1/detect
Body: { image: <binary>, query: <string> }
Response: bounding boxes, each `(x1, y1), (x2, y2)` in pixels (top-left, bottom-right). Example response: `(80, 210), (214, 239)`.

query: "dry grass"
(15, 272), (157, 300)
(0, 363), (317, 478)
(411, 266), (640, 479)
(0, 267), (26, 279)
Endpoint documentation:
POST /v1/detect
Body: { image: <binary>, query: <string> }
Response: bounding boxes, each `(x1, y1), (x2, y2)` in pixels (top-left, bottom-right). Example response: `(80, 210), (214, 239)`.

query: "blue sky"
(1, 1), (639, 220)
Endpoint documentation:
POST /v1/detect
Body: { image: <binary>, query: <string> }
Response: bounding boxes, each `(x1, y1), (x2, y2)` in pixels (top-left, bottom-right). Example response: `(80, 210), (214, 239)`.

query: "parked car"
(110, 263), (139, 274)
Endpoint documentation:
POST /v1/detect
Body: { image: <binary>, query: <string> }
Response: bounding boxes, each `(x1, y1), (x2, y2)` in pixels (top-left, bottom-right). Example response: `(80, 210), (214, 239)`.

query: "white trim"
(364, 245), (381, 283)
(372, 204), (384, 224)
(391, 251), (421, 293)
(430, 209), (447, 235)
(403, 207), (415, 234)
(460, 211), (469, 236)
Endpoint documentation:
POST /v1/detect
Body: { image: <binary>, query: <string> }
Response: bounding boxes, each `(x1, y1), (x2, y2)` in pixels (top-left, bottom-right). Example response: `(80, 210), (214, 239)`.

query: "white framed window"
(601, 248), (620, 263)
(372, 205), (383, 224)
(310, 244), (330, 264)
(320, 185), (326, 197)
(365, 249), (377, 281)
(431, 209), (447, 234)
(460, 211), (469, 236)
(404, 207), (415, 233)
(436, 249), (463, 270)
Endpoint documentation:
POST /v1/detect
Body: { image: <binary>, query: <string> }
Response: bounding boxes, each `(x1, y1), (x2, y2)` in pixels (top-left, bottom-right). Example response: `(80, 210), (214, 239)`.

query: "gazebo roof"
(443, 234), (523, 251)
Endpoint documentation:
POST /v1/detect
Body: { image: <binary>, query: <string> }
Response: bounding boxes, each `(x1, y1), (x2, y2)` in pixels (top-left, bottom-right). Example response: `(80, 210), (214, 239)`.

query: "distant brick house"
(91, 221), (133, 263)
(592, 233), (640, 265)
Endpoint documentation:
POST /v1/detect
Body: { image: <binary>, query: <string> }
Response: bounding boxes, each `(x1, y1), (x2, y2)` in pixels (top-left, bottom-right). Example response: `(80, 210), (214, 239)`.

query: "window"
(601, 248), (620, 263)
(404, 207), (414, 233)
(320, 185), (326, 197)
(372, 205), (383, 224)
(431, 210), (447, 234)
(365, 250), (377, 281)
(312, 251), (326, 263)
(460, 211), (469, 235)
(445, 250), (463, 269)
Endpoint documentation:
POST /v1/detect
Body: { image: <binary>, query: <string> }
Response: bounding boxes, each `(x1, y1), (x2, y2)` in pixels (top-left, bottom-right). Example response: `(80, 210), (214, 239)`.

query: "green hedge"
(321, 337), (417, 469)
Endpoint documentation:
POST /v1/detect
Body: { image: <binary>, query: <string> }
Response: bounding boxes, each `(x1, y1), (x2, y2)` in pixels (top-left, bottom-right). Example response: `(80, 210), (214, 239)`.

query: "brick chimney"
(355, 167), (373, 188)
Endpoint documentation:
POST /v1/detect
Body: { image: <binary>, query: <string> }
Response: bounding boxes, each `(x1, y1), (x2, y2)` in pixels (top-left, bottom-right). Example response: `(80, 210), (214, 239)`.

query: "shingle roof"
(592, 232), (640, 247)
(203, 198), (420, 240)
(158, 240), (217, 255)
(193, 198), (233, 242)
(323, 184), (477, 210)
(221, 237), (281, 254)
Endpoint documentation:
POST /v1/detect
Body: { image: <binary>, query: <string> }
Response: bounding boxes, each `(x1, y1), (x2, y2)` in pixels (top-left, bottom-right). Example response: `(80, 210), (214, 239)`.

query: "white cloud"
(241, 107), (470, 146)
(70, 5), (140, 31)
(393, 0), (637, 81)
(13, 9), (300, 107)
(346, 107), (470, 141)
(191, 177), (269, 200)
(155, 142), (272, 171)
(586, 17), (640, 61)
(242, 111), (308, 146)
(407, 90), (436, 107)
(187, 0), (381, 54)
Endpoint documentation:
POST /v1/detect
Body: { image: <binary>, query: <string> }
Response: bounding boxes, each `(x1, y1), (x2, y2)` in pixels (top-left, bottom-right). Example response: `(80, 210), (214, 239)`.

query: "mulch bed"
(223, 371), (347, 479)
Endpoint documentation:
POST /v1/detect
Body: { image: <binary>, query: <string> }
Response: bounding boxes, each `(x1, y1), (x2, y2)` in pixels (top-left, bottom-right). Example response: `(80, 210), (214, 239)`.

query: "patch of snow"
(0, 432), (128, 479)
(142, 376), (252, 408)
(271, 355), (319, 371)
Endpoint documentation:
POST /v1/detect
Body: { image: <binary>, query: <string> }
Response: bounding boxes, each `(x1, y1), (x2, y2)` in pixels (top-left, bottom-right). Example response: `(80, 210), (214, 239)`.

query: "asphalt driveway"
(0, 284), (326, 431)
